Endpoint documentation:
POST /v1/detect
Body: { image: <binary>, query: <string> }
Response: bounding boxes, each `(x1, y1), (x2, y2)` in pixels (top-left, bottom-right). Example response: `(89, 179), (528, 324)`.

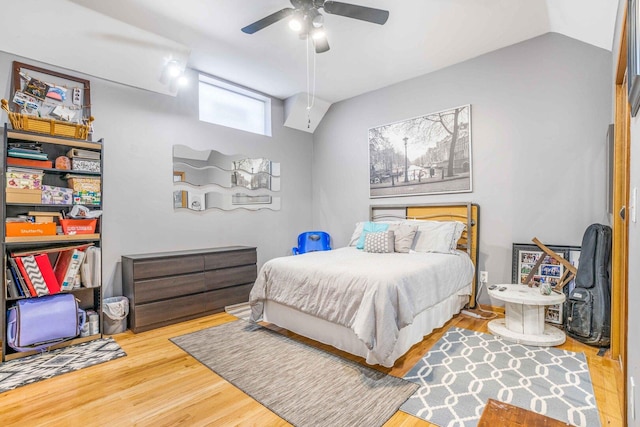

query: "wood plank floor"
(0, 312), (624, 426)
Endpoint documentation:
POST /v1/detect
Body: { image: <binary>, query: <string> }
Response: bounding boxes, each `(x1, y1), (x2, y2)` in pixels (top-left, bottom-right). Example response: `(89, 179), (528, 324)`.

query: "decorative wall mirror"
(172, 145), (281, 211)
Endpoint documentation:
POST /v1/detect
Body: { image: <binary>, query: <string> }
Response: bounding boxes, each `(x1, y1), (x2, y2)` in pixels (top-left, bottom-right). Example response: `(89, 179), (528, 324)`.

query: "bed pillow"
(349, 220), (401, 246)
(410, 220), (466, 254)
(356, 222), (390, 249)
(363, 231), (395, 253)
(349, 221), (366, 246)
(387, 223), (418, 253)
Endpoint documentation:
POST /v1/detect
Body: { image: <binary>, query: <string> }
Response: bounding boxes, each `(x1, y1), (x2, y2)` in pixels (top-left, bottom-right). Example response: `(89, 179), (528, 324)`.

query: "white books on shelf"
(54, 249), (86, 291)
(80, 246), (101, 288)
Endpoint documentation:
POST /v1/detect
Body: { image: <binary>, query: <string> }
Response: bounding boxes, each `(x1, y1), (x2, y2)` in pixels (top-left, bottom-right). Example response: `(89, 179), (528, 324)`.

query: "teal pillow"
(356, 222), (389, 249)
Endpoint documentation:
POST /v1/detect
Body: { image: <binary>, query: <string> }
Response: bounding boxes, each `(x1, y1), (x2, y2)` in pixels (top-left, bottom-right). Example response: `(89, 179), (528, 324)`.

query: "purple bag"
(7, 293), (86, 352)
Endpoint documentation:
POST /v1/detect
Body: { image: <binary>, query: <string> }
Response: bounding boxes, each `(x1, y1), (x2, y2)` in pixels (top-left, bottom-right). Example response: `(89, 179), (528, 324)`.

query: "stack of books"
(5, 244), (92, 299)
(7, 145), (52, 169)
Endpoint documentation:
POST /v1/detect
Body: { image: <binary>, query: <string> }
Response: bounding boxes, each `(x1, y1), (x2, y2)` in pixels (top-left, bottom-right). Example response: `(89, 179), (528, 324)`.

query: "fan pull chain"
(306, 35), (316, 129)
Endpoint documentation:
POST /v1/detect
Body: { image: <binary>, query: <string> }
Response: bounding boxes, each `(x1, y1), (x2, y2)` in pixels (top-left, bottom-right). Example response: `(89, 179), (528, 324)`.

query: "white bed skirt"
(263, 285), (471, 367)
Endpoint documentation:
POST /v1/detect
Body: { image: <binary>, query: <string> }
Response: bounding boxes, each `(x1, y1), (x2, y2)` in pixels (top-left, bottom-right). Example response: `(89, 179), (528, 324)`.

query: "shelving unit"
(1, 125), (103, 362)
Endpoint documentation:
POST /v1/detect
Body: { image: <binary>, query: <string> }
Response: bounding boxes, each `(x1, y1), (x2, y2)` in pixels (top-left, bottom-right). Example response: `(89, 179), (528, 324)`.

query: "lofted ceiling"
(1, 1), (620, 107)
(68, 0), (619, 103)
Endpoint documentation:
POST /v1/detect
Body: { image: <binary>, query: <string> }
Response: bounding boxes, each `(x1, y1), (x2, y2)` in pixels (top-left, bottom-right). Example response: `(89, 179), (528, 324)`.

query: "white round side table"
(487, 284), (566, 346)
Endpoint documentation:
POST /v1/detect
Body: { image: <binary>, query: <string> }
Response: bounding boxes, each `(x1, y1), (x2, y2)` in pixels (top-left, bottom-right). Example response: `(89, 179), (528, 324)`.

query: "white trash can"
(102, 296), (129, 335)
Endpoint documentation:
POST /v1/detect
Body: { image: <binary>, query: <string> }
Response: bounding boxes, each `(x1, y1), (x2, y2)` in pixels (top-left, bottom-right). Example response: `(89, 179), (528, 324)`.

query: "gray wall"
(0, 52), (314, 298)
(312, 33), (612, 305)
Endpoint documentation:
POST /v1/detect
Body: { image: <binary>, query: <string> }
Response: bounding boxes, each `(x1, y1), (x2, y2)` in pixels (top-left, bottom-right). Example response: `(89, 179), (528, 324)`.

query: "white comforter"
(249, 247), (474, 363)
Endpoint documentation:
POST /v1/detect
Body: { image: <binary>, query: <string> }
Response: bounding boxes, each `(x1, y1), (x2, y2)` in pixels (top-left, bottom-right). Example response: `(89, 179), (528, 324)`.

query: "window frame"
(198, 74), (272, 136)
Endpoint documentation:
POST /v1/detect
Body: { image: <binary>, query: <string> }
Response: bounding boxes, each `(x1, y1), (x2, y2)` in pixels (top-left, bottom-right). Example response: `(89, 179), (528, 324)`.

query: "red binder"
(14, 257), (37, 297)
(35, 253), (61, 294)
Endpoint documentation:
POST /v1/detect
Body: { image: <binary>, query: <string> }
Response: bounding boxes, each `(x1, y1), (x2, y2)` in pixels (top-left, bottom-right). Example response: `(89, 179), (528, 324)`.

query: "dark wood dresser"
(122, 246), (257, 333)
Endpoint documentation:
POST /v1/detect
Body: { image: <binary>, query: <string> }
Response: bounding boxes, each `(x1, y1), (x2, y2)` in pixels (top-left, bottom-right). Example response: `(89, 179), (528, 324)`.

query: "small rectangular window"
(198, 74), (271, 136)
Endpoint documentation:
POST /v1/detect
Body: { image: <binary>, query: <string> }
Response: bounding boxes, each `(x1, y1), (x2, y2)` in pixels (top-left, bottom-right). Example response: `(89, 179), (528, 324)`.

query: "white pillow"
(409, 220), (466, 254)
(348, 222), (366, 246)
(387, 223), (418, 253)
(348, 220), (401, 247)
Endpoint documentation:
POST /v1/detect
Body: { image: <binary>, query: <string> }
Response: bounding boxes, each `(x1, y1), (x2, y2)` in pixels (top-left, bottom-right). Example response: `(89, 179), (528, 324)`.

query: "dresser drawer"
(133, 255), (203, 280)
(135, 293), (207, 327)
(122, 246), (256, 333)
(204, 264), (257, 291)
(135, 272), (205, 304)
(204, 283), (253, 312)
(204, 249), (256, 270)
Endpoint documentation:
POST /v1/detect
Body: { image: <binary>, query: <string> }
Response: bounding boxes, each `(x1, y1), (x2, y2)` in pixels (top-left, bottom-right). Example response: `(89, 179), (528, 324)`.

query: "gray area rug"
(0, 337), (126, 393)
(171, 320), (418, 427)
(401, 327), (600, 427)
(224, 301), (251, 321)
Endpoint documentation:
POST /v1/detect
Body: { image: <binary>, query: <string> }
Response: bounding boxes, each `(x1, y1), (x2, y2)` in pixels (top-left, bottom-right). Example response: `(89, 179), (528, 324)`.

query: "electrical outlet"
(479, 271), (488, 283)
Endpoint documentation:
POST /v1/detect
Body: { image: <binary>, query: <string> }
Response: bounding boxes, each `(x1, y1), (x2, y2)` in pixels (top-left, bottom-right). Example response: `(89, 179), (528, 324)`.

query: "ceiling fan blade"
(241, 8), (295, 34)
(322, 1), (389, 25)
(314, 36), (330, 53)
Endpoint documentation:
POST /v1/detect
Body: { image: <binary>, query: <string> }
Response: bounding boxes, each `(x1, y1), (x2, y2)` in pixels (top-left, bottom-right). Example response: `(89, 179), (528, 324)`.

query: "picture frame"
(368, 104), (472, 198)
(10, 61), (91, 125)
(512, 243), (581, 325)
(628, 0), (640, 116)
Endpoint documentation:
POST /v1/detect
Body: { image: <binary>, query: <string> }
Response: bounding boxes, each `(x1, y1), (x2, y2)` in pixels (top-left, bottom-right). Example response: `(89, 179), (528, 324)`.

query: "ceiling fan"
(241, 0), (389, 53)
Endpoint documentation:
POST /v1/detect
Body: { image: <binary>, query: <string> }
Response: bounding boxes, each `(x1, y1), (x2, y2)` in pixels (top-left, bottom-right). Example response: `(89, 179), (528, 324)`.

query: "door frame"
(613, 5), (630, 423)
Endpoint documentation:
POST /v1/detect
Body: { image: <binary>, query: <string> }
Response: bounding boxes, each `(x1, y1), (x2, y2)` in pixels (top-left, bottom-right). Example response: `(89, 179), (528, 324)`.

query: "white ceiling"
(1, 1), (620, 105)
(67, 0), (619, 104)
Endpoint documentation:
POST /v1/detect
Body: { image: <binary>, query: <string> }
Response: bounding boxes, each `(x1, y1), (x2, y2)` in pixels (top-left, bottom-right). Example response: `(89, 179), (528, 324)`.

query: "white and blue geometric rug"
(400, 327), (600, 427)
(0, 338), (126, 393)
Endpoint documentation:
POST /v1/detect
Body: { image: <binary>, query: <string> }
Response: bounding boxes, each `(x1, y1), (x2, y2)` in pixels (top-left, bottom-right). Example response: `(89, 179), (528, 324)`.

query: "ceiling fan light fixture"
(289, 17), (302, 32)
(311, 28), (325, 40)
(312, 13), (324, 28)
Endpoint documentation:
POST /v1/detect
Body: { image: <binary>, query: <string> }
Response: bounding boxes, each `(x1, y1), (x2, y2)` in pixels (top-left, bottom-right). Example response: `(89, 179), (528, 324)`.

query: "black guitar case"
(566, 223), (612, 347)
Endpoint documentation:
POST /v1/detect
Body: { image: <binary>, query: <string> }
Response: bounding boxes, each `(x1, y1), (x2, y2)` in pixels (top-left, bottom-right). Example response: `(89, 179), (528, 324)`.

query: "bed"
(249, 203), (479, 367)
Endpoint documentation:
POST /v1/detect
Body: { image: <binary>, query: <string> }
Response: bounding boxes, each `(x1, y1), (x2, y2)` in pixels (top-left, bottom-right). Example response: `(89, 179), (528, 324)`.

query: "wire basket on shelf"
(1, 99), (94, 140)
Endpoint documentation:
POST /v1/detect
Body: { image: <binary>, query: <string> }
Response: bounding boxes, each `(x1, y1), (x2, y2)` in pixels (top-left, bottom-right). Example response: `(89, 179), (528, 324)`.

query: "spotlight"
(166, 60), (182, 78)
(160, 58), (188, 92)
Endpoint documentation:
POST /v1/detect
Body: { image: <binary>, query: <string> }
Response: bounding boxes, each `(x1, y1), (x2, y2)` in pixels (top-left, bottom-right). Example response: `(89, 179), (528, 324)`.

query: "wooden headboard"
(369, 202), (479, 308)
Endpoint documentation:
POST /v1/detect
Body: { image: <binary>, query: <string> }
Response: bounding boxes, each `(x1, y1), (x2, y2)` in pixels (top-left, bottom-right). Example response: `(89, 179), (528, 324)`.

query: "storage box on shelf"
(60, 219), (97, 235)
(66, 176), (101, 206)
(1, 99), (93, 140)
(6, 188), (42, 204)
(6, 170), (43, 189)
(41, 185), (73, 205)
(71, 158), (100, 173)
(1, 125), (104, 362)
(28, 211), (62, 224)
(5, 222), (57, 237)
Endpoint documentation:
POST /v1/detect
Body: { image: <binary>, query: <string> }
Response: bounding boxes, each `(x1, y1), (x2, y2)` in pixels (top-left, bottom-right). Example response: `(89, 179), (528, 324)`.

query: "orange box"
(59, 218), (97, 235)
(6, 222), (57, 237)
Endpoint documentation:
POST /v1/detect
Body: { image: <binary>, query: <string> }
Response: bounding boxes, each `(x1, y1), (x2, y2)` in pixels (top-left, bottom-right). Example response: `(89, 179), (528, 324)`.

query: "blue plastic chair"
(292, 231), (331, 255)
